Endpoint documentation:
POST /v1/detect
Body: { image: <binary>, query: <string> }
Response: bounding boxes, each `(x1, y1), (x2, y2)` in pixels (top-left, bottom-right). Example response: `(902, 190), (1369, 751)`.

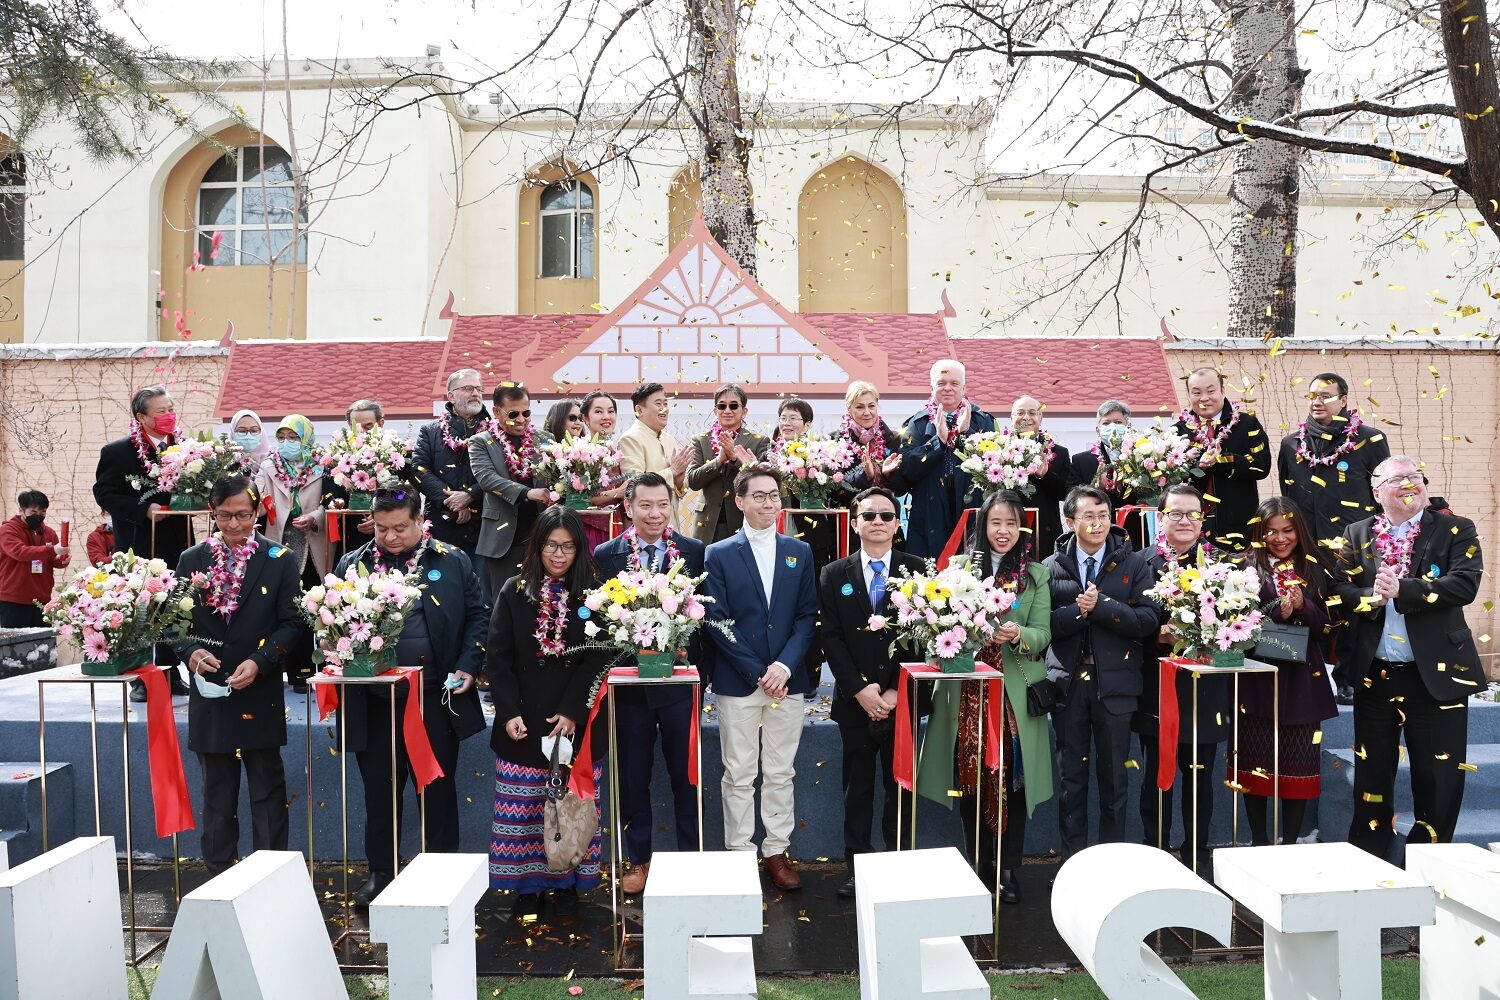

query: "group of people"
(7, 355), (1471, 918)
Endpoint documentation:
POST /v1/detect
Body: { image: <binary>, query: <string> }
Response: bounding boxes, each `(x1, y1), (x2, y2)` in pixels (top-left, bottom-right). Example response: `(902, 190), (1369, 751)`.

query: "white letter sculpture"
(0, 836), (124, 1000)
(643, 851), (762, 1000)
(1053, 842), (1231, 1000)
(151, 850), (345, 1000)
(854, 846), (990, 1000)
(369, 853), (487, 1000)
(1407, 843), (1500, 1000)
(1215, 842), (1435, 999)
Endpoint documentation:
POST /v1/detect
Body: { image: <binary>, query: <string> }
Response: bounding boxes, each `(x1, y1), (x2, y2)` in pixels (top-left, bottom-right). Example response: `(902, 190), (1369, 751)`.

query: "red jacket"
(0, 516), (63, 606)
(86, 524), (115, 566)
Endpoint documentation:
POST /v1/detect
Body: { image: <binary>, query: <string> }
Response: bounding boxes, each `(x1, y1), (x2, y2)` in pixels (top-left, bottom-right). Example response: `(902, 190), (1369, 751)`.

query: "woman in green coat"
(919, 488), (1053, 904)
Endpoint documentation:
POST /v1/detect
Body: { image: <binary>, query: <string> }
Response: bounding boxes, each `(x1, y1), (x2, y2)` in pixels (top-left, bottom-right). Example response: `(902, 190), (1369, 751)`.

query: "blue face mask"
(235, 431), (261, 452)
(1100, 424), (1129, 447)
(277, 439), (303, 462)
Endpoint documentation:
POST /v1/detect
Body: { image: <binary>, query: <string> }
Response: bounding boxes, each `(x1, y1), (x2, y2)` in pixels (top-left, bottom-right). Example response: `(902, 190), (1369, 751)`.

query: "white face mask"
(194, 672), (231, 699)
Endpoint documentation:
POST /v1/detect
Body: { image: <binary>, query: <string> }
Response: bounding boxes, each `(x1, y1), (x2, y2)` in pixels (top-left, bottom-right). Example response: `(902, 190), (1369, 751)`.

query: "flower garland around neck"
(441, 409), (485, 453)
(1154, 531), (1214, 566)
(270, 449), (317, 494)
(492, 420), (539, 479)
(371, 521), (432, 577)
(1293, 409), (1365, 468)
(1373, 513), (1423, 578)
(624, 524), (681, 573)
(204, 533), (259, 619)
(839, 413), (889, 468)
(535, 581), (570, 657)
(129, 419), (175, 475)
(1178, 400), (1243, 454)
(1089, 439), (1119, 491)
(708, 420), (740, 457)
(925, 395), (972, 445)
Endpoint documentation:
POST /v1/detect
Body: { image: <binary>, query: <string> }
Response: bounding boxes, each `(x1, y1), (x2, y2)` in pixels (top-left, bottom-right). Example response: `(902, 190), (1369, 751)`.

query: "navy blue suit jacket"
(704, 530), (819, 697)
(593, 531), (710, 704)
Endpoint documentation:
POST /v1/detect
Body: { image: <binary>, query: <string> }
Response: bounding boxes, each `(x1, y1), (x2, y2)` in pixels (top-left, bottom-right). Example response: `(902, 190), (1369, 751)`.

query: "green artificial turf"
(126, 959), (1423, 999)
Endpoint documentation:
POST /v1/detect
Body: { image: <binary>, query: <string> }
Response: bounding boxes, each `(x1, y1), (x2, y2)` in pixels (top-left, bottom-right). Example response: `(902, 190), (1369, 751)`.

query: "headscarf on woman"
(271, 414), (319, 520)
(230, 408), (271, 467)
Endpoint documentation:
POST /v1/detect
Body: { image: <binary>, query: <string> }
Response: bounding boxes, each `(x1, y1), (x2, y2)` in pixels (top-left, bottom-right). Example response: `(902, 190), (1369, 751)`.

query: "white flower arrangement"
(43, 551), (200, 668)
(535, 434), (623, 503)
(956, 429), (1049, 498)
(130, 434), (250, 508)
(876, 556), (1016, 666)
(318, 426), (412, 493)
(771, 432), (859, 507)
(302, 563), (423, 672)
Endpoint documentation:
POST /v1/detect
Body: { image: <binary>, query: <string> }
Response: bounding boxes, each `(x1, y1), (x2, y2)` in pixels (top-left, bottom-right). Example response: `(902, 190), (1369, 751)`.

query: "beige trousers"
(715, 687), (806, 857)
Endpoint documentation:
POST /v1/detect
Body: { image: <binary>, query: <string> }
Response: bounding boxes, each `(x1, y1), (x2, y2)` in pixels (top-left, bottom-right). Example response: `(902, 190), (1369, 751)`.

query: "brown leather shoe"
(762, 853), (801, 891)
(621, 861), (649, 895)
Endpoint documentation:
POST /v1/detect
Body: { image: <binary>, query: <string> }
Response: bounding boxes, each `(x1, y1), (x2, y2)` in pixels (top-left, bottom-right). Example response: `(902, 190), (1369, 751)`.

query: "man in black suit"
(1174, 368), (1271, 551)
(95, 384), (191, 698)
(1069, 400), (1134, 515)
(1332, 455), (1484, 860)
(593, 471), (708, 895)
(1044, 485), (1158, 862)
(1009, 395), (1071, 559)
(174, 475), (306, 875)
(413, 369), (489, 594)
(334, 487), (488, 904)
(819, 486), (924, 898)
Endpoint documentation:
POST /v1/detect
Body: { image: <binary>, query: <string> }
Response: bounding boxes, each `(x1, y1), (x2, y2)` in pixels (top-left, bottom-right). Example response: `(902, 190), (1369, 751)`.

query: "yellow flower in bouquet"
(923, 580), (953, 602)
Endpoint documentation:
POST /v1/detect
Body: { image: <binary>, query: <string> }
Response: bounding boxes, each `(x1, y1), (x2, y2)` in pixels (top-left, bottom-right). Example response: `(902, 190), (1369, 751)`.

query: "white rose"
(356, 598), (375, 615)
(583, 621), (600, 638)
(178, 597), (194, 612)
(305, 586), (326, 604)
(147, 559), (168, 576)
(153, 591), (167, 603)
(184, 459), (205, 475)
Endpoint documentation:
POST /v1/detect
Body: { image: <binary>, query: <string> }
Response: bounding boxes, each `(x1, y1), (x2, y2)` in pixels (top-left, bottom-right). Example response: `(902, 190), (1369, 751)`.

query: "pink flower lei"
(1293, 409), (1365, 468)
(1373, 513), (1423, 578)
(440, 410), (483, 453)
(491, 421), (539, 479)
(1178, 401), (1244, 455)
(1089, 440), (1118, 490)
(371, 522), (432, 576)
(925, 395), (972, 447)
(1271, 560), (1302, 600)
(269, 451), (318, 494)
(129, 419), (175, 477)
(205, 533), (258, 619)
(839, 412), (889, 468)
(708, 420), (745, 457)
(535, 581), (570, 657)
(1154, 532), (1215, 566)
(624, 525), (681, 573)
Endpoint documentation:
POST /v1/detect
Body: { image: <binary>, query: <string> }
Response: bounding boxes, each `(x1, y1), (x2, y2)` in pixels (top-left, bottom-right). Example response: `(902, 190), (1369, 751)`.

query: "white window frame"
(537, 179), (596, 280)
(195, 145), (307, 267)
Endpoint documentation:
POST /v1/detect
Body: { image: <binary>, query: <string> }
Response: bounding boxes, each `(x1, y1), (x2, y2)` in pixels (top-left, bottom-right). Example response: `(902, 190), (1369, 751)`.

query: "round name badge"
(840, 582), (855, 597)
(578, 606), (592, 619)
(1336, 460), (1350, 472)
(427, 569), (442, 581)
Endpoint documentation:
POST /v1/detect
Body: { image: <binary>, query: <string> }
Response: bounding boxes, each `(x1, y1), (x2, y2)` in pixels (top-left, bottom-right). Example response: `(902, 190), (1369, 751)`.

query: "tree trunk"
(686, 0), (757, 275)
(1441, 0), (1500, 239)
(1225, 0), (1304, 338)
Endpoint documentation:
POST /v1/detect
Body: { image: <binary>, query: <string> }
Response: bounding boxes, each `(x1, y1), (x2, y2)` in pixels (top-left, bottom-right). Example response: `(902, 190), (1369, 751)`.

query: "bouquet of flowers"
(318, 426), (412, 505)
(1144, 550), (1267, 665)
(130, 433), (250, 510)
(771, 432), (859, 508)
(956, 429), (1050, 498)
(535, 434), (623, 510)
(44, 551), (201, 674)
(874, 556), (1016, 672)
(1106, 422), (1202, 502)
(577, 559), (735, 677)
(301, 563), (423, 676)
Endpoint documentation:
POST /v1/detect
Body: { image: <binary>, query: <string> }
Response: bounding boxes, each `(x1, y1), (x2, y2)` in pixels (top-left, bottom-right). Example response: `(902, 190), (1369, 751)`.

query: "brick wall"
(1166, 339), (1500, 679)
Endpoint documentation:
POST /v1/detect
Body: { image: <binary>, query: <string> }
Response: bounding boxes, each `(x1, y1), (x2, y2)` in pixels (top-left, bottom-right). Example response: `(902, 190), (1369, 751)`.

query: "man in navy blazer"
(593, 472), (708, 896)
(705, 462), (819, 891)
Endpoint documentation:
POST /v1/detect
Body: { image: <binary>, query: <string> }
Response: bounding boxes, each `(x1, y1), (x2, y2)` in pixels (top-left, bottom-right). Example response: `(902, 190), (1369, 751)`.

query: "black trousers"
(958, 774), (1027, 874)
(1331, 620), (1356, 688)
(483, 548), (524, 602)
(836, 714), (910, 863)
(1138, 732), (1219, 853)
(0, 601), (42, 628)
(1057, 674), (1133, 859)
(198, 748), (289, 875)
(618, 692), (700, 863)
(355, 693), (461, 876)
(1349, 659), (1468, 861)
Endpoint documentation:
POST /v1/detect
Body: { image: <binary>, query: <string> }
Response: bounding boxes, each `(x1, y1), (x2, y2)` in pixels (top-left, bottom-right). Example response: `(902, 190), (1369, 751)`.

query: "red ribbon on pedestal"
(314, 667), (444, 790)
(261, 495), (278, 527)
(568, 665), (703, 799)
(125, 666), (195, 838)
(893, 662), (1003, 792)
(1156, 657), (1206, 791)
(327, 511), (343, 544)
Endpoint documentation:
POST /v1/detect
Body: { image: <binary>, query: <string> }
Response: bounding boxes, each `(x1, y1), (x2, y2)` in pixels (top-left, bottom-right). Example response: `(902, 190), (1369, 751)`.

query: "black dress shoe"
(128, 680), (147, 703)
(509, 892), (540, 921)
(999, 869), (1021, 905)
(351, 872), (393, 907)
(1336, 684), (1355, 706)
(167, 668), (190, 696)
(290, 678), (309, 695)
(837, 874), (857, 899)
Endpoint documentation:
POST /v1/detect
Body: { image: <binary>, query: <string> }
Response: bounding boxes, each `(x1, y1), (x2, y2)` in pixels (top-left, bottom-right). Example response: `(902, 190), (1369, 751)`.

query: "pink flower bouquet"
(1145, 550), (1266, 665)
(535, 434), (623, 509)
(873, 556), (1016, 672)
(318, 426), (412, 496)
(302, 564), (423, 676)
(44, 552), (201, 674)
(771, 432), (859, 508)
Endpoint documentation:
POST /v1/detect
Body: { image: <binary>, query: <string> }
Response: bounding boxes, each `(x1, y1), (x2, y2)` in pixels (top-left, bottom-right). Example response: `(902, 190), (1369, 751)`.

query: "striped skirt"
(489, 756), (605, 893)
(1232, 716), (1322, 800)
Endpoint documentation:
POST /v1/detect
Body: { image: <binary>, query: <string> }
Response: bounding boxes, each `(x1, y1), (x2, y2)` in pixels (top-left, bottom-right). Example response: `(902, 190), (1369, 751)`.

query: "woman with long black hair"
(485, 505), (611, 918)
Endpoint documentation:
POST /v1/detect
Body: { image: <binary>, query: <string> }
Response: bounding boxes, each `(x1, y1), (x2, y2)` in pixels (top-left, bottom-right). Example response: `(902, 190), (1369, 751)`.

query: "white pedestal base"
(369, 853), (488, 1000)
(1407, 843), (1500, 1000)
(643, 851), (763, 1000)
(0, 836), (124, 1000)
(855, 847), (990, 1000)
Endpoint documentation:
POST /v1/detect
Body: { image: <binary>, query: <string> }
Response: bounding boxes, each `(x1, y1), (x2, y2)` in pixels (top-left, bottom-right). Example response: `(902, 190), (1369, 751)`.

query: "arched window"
(797, 156), (908, 313)
(538, 179), (595, 279)
(0, 146), (23, 342)
(195, 145), (307, 266)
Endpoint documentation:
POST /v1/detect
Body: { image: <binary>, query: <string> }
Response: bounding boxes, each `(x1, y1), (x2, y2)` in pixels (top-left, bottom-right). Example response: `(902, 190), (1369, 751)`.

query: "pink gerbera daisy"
(934, 629), (963, 659)
(83, 633), (110, 661)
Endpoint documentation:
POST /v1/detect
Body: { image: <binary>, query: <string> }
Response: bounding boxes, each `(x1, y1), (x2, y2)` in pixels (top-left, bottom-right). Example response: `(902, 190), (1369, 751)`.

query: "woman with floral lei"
(579, 390), (626, 552)
(1173, 367), (1271, 552)
(933, 489), (1052, 904)
(896, 359), (997, 559)
(471, 381), (555, 598)
(1239, 497), (1339, 845)
(254, 415), (327, 693)
(172, 474), (306, 876)
(1133, 483), (1229, 866)
(684, 384), (772, 544)
(486, 505), (610, 919)
(837, 380), (904, 493)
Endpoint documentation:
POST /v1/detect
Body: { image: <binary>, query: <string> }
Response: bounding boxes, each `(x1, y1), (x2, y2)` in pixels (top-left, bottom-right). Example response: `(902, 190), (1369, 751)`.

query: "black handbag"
(1014, 651), (1062, 717)
(1253, 621), (1311, 665)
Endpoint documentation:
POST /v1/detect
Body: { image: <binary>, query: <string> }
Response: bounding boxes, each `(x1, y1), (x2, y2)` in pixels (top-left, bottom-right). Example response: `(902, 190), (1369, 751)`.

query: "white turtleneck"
(744, 522), (778, 603)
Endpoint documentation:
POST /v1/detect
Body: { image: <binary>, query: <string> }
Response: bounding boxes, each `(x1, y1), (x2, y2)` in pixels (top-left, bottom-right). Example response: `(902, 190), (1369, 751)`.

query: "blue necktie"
(869, 559), (887, 608)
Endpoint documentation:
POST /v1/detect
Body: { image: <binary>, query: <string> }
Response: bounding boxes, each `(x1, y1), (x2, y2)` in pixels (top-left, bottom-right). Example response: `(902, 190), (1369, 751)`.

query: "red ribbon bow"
(314, 667), (444, 790)
(568, 666), (702, 799)
(892, 662), (1003, 792)
(126, 666), (195, 838)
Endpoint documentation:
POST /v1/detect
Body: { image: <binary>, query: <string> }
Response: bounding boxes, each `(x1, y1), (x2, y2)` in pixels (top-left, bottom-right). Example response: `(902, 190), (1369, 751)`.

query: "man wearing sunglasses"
(686, 384), (770, 543)
(1276, 372), (1390, 704)
(1333, 455), (1483, 860)
(817, 486), (924, 898)
(472, 382), (554, 598)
